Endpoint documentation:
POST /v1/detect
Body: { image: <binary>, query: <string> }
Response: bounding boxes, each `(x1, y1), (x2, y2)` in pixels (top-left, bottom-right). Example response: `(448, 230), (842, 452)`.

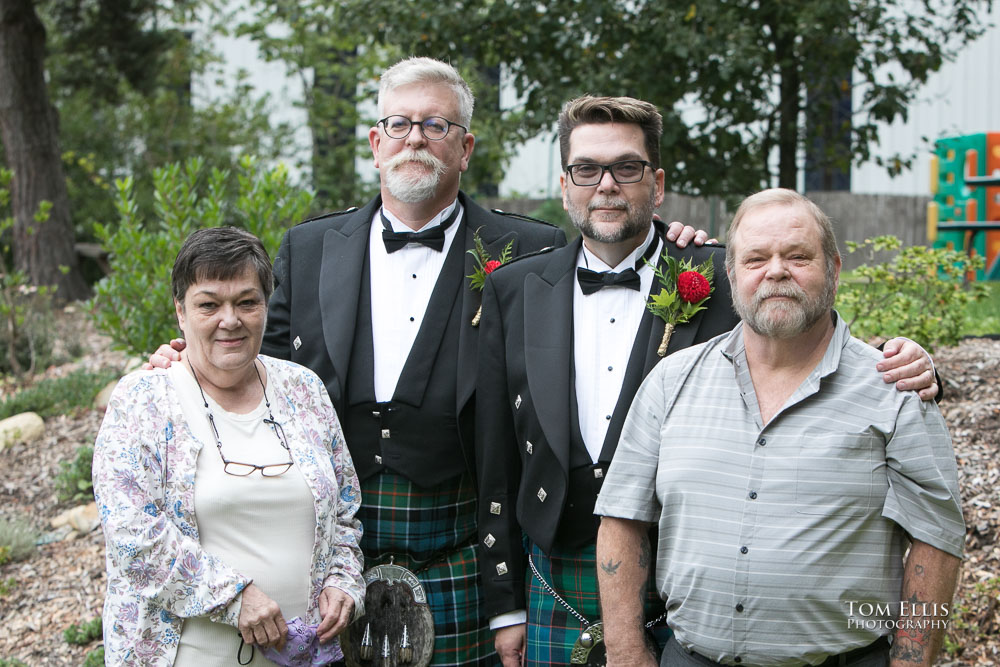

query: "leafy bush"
(89, 156), (313, 357)
(64, 616), (102, 645)
(0, 658), (28, 667)
(835, 236), (989, 352)
(944, 576), (1000, 656)
(0, 170), (58, 377)
(0, 577), (15, 596)
(83, 646), (105, 667)
(0, 517), (38, 565)
(56, 445), (96, 503)
(0, 368), (120, 420)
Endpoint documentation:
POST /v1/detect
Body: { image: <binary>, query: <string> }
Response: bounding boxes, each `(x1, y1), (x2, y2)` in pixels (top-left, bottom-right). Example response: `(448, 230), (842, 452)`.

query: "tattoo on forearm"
(914, 564), (924, 576)
(890, 592), (933, 663)
(601, 559), (621, 576)
(638, 536), (651, 570)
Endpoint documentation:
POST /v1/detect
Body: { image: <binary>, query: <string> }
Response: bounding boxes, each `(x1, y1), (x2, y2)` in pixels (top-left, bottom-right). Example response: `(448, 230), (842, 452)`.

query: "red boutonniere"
(468, 228), (514, 327)
(646, 254), (714, 356)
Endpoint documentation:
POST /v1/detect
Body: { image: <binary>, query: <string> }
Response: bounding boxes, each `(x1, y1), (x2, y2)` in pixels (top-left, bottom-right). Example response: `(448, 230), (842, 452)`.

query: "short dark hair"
(557, 95), (663, 169)
(171, 227), (273, 305)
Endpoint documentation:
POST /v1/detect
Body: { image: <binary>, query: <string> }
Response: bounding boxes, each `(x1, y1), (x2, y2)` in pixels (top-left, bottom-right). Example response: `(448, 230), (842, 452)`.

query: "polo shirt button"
(736, 603), (744, 612)
(734, 658), (742, 664)
(748, 491), (757, 500)
(610, 317), (615, 323)
(740, 546), (748, 554)
(409, 316), (415, 322)
(757, 437), (766, 446)
(607, 366), (613, 371)
(605, 415), (612, 420)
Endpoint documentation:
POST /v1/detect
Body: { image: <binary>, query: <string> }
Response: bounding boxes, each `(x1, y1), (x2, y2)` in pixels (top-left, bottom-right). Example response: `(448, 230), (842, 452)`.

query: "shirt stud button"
(736, 603), (744, 612)
(740, 546), (748, 554)
(734, 658), (742, 664)
(748, 491), (757, 500)
(757, 437), (766, 446)
(605, 415), (611, 420)
(607, 366), (613, 371)
(610, 317), (615, 323)
(409, 316), (415, 322)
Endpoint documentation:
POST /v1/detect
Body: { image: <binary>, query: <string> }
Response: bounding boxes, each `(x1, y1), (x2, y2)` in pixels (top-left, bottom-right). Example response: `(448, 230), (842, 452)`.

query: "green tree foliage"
(835, 235), (989, 351)
(319, 0), (990, 195)
(36, 0), (297, 244)
(89, 156), (313, 357)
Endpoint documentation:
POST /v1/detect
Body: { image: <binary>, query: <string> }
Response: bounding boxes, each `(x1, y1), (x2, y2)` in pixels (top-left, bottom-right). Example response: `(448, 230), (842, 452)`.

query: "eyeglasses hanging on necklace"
(188, 359), (294, 477)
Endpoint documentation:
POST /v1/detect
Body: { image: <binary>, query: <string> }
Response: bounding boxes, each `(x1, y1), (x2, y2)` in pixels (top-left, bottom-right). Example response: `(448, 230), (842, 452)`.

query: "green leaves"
(835, 235), (989, 352)
(88, 157), (314, 357)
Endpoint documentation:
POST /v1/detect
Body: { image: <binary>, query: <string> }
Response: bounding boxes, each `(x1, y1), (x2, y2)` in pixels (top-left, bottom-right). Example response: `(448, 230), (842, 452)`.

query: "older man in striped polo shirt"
(594, 188), (965, 667)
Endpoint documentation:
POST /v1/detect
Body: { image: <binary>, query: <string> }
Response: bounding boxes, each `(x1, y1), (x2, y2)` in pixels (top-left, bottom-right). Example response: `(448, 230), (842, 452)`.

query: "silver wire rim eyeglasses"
(188, 359), (294, 477)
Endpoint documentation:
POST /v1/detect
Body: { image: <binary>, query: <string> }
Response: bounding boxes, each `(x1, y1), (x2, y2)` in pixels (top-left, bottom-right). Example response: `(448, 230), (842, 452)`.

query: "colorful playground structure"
(928, 132), (1000, 281)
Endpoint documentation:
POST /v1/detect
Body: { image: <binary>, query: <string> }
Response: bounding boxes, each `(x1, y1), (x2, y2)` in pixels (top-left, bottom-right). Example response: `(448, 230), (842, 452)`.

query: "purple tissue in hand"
(262, 616), (344, 666)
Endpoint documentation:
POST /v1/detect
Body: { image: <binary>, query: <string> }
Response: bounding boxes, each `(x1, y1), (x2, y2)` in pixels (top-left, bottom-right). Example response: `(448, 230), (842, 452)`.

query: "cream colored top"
(170, 364), (315, 666)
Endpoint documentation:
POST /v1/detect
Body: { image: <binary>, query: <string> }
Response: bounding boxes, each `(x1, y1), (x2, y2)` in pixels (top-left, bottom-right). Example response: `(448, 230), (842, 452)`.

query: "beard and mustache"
(566, 189), (657, 245)
(732, 265), (838, 339)
(382, 148), (447, 203)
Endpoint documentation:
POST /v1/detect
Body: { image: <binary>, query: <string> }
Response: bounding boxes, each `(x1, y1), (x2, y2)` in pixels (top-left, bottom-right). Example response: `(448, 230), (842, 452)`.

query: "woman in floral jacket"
(94, 227), (365, 666)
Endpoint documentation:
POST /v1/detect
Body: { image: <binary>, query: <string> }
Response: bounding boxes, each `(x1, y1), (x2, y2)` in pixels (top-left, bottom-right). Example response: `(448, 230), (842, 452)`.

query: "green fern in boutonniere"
(646, 254), (715, 356)
(468, 227), (514, 327)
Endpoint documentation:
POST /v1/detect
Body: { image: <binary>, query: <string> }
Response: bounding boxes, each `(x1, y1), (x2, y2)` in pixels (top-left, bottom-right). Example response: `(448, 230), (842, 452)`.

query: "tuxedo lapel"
(523, 240), (579, 473)
(456, 195), (520, 412)
(318, 200), (379, 406)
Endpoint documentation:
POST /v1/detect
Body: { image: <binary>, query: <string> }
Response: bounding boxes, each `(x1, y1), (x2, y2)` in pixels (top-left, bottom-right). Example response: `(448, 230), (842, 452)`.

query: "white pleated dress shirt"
(573, 224), (660, 461)
(368, 200), (463, 401)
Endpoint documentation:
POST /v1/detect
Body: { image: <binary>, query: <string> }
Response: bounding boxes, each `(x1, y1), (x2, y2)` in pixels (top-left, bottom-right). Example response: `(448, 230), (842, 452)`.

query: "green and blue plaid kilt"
(526, 540), (669, 666)
(358, 471), (498, 667)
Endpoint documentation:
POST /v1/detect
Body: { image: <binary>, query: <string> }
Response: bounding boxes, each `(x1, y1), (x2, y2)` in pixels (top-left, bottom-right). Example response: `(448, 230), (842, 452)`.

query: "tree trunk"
(775, 39), (801, 190)
(0, 0), (89, 301)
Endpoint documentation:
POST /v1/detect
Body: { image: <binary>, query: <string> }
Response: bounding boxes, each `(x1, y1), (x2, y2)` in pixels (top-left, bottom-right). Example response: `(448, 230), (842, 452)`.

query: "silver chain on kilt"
(527, 554), (665, 629)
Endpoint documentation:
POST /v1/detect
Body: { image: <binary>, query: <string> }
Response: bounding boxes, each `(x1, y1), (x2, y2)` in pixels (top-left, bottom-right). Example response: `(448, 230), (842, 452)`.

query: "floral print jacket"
(93, 356), (364, 666)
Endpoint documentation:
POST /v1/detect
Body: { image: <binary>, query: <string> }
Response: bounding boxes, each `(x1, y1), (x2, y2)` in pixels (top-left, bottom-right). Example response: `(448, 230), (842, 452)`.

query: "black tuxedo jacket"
(261, 191), (566, 484)
(475, 234), (740, 618)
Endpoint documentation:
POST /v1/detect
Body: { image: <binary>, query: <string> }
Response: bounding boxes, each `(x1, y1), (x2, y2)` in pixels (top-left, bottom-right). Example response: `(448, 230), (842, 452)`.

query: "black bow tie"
(576, 267), (642, 294)
(381, 205), (459, 253)
(576, 233), (660, 295)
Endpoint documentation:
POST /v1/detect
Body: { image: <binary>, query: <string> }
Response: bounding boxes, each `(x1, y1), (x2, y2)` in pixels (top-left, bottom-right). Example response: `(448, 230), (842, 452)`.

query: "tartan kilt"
(358, 471), (498, 667)
(526, 540), (669, 666)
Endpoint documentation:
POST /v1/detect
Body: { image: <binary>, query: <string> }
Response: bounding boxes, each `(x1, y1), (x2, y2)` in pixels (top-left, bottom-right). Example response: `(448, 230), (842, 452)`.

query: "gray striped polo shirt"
(595, 313), (964, 667)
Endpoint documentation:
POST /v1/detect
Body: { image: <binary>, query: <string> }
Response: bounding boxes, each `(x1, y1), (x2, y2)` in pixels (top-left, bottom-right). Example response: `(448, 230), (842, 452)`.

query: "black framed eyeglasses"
(378, 115), (467, 141)
(566, 160), (653, 186)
